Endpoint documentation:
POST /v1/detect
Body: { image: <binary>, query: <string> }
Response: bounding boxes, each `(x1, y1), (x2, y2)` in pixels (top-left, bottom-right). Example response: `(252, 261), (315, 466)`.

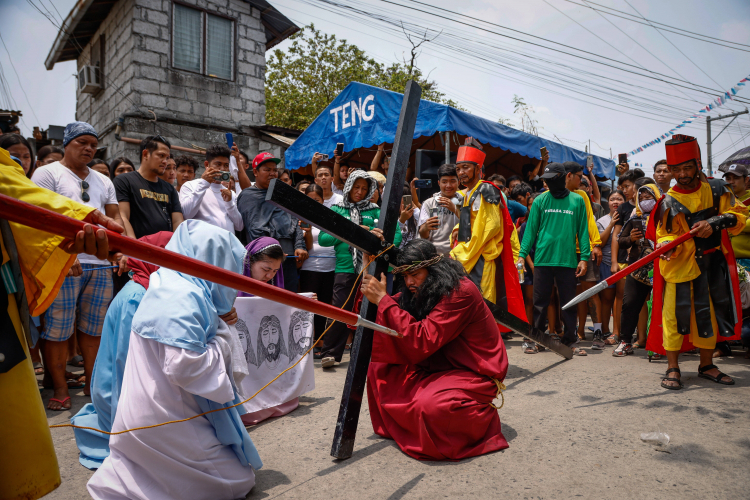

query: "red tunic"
(367, 277), (509, 461)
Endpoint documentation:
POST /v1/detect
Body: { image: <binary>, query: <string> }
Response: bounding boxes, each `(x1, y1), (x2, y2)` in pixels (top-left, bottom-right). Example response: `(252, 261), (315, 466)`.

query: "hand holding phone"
(414, 179), (432, 189)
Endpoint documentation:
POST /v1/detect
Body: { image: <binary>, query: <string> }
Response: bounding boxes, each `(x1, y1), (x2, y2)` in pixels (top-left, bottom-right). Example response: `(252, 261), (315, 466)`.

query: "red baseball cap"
(252, 152), (281, 169)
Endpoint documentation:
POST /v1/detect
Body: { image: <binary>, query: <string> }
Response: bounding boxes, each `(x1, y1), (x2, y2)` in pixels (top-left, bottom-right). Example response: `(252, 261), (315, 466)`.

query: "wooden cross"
(266, 81), (572, 459)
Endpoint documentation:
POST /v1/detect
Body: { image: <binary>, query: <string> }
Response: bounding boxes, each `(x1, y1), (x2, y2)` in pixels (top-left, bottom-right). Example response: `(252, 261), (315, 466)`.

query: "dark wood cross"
(266, 81), (571, 460)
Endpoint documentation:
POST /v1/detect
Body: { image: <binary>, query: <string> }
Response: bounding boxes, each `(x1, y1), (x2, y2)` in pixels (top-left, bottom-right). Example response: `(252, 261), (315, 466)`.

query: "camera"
(218, 171), (231, 182)
(319, 153), (329, 162)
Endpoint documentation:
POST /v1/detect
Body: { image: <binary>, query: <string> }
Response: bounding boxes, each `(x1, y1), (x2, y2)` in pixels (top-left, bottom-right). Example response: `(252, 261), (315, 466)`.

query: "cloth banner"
(234, 294), (315, 413)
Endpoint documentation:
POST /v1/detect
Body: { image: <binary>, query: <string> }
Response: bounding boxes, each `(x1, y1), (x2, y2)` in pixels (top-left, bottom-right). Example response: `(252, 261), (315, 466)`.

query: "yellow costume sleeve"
(0, 148), (94, 315)
(721, 190), (748, 236)
(573, 189), (601, 250)
(510, 223), (520, 262)
(450, 183), (504, 302)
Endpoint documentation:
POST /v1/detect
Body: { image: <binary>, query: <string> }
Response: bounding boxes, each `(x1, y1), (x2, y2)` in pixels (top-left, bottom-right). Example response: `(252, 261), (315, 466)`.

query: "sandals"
(604, 334), (617, 345)
(570, 343), (587, 356)
(33, 362), (44, 375)
(661, 367), (683, 390)
(698, 364), (735, 385)
(523, 342), (538, 354)
(48, 396), (71, 411)
(67, 355), (84, 368)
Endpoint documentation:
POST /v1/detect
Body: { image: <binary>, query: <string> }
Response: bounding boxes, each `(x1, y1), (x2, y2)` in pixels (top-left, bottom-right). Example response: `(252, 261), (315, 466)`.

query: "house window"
(172, 3), (234, 80)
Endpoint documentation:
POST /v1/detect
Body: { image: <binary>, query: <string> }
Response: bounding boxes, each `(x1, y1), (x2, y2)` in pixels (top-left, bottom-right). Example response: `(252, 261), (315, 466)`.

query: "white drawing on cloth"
(256, 315), (287, 370)
(287, 311), (313, 360)
(234, 319), (257, 367)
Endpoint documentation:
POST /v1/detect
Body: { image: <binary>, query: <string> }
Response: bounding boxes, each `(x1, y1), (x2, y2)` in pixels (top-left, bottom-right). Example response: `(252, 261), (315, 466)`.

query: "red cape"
(645, 198), (741, 354)
(484, 181), (527, 328)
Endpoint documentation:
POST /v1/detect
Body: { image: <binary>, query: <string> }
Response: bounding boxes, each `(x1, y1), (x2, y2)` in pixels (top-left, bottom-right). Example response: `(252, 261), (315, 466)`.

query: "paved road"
(43, 336), (750, 499)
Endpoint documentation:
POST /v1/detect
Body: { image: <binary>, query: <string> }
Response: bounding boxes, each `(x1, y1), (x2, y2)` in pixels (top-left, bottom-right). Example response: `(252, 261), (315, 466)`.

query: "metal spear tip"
(355, 316), (402, 338)
(561, 280), (608, 311)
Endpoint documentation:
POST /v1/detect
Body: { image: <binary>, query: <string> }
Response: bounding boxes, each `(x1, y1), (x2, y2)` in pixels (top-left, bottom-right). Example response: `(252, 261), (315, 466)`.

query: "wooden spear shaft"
(0, 194), (400, 337)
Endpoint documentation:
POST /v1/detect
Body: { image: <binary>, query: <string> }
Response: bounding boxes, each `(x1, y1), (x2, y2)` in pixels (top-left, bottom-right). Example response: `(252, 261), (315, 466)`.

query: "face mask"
(640, 199), (656, 213)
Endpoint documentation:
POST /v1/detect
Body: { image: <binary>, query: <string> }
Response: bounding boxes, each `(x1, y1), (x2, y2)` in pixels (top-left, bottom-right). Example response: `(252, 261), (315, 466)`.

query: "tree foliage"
(265, 24), (461, 130)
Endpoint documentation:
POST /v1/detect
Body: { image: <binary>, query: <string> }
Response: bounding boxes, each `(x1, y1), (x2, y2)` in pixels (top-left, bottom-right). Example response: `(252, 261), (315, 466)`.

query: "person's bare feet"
(47, 387), (71, 410)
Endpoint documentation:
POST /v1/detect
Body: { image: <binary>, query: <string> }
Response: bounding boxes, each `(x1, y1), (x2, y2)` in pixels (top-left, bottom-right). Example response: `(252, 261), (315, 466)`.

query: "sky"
(1, 0), (750, 178)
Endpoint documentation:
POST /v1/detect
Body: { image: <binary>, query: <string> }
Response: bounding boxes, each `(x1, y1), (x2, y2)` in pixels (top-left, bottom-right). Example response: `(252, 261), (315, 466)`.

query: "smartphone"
(402, 195), (412, 207)
(618, 153), (628, 165)
(586, 155), (593, 175)
(540, 146), (548, 157)
(336, 143), (344, 156)
(414, 179), (432, 189)
(430, 207), (438, 217)
(225, 132), (233, 149)
(300, 222), (310, 229)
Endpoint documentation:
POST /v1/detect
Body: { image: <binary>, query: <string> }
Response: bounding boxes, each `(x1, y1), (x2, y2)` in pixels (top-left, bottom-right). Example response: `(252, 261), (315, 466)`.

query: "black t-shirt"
(614, 201), (634, 264)
(114, 171), (182, 239)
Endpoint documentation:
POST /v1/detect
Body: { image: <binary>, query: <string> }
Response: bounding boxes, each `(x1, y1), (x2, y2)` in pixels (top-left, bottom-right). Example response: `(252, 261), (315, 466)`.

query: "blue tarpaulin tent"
(284, 82), (616, 179)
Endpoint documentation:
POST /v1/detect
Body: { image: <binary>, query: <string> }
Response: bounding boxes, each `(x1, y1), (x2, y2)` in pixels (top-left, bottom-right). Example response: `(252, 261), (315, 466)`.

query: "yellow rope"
(49, 245), (394, 435)
(488, 378), (506, 410)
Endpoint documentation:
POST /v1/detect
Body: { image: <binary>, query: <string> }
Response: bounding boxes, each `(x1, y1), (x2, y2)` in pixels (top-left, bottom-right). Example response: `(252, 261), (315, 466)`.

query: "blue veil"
(131, 220), (262, 469)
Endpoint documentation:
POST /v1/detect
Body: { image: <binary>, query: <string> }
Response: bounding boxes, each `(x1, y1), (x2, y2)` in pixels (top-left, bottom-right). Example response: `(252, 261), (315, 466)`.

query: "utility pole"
(707, 108), (749, 176)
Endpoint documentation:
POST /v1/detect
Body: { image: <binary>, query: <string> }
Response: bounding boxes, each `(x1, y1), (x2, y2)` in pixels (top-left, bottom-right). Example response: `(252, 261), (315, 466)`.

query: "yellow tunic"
(729, 191), (750, 259)
(0, 147), (95, 499)
(654, 181), (748, 351)
(450, 182), (514, 304)
(572, 189), (601, 253)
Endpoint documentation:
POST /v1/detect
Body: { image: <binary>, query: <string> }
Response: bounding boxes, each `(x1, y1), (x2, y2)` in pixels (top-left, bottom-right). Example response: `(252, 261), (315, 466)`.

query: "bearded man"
(256, 315), (286, 369)
(360, 239), (509, 461)
(646, 135), (747, 390)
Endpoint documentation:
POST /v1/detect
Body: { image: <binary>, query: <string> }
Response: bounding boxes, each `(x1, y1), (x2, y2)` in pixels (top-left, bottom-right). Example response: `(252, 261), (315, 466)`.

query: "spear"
(0, 194), (401, 338)
(561, 231), (694, 310)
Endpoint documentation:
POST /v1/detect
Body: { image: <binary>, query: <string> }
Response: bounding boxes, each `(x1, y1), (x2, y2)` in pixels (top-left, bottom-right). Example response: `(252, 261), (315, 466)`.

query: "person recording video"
(417, 164), (463, 256)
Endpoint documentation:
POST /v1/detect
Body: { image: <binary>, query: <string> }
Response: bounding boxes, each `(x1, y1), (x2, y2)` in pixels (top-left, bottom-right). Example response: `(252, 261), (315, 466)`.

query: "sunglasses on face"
(81, 180), (90, 202)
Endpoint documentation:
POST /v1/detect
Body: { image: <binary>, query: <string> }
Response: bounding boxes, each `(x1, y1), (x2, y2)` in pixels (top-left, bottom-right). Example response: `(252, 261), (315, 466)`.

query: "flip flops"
(48, 396), (71, 411)
(67, 355), (84, 368)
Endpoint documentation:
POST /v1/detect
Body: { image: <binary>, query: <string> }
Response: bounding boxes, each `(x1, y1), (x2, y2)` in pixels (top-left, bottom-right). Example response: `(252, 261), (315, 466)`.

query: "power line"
(0, 32), (42, 125)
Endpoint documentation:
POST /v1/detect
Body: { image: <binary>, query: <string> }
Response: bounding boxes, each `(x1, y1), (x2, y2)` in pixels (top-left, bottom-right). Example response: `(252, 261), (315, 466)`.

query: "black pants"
(281, 257), (299, 293)
(533, 266), (578, 346)
(320, 273), (361, 361)
(619, 276), (652, 343)
(299, 270), (335, 342)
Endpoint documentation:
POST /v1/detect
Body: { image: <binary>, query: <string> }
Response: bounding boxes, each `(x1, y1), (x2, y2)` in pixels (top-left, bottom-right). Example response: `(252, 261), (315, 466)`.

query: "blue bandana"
(63, 121), (98, 147)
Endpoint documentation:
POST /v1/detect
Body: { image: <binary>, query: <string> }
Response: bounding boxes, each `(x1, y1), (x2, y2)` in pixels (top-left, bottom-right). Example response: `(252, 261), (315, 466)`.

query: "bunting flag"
(626, 73), (750, 158)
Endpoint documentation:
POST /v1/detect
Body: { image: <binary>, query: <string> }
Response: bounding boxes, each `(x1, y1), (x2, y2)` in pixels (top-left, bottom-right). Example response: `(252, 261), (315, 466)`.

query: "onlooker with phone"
(596, 190), (624, 345)
(371, 142), (390, 176)
(613, 180), (660, 356)
(315, 148), (347, 196)
(418, 164), (463, 256)
(178, 144), (243, 233)
(299, 183), (336, 350)
(114, 135), (184, 239)
(313, 160), (343, 207)
(653, 159), (672, 194)
(174, 155), (198, 191)
(398, 185), (421, 248)
(237, 152), (308, 292)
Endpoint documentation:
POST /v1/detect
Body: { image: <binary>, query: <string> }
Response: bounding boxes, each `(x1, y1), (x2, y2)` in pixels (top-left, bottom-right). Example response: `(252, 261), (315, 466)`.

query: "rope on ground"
(49, 244), (394, 435)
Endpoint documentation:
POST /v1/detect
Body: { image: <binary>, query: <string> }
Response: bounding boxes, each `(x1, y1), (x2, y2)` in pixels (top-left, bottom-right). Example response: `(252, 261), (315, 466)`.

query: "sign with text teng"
(329, 95), (376, 132)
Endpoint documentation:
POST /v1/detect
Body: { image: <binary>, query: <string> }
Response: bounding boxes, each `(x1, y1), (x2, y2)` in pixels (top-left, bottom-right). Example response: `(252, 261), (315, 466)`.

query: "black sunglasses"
(81, 180), (90, 203)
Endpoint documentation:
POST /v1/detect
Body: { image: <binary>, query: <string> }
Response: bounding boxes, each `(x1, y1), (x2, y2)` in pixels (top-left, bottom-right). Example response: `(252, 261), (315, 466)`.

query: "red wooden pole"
(562, 231), (694, 310)
(0, 194), (399, 335)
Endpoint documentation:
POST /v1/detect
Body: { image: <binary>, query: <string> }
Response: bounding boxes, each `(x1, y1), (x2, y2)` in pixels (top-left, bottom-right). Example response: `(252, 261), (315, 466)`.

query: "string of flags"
(626, 74), (750, 158)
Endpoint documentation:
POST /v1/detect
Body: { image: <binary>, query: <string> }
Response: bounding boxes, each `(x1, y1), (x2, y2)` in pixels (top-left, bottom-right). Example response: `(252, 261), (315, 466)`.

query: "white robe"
(87, 332), (256, 500)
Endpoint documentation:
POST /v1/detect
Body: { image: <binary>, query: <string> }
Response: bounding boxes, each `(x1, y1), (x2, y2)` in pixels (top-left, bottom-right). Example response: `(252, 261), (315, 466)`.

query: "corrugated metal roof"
(261, 130), (296, 146)
(46, 0), (298, 69)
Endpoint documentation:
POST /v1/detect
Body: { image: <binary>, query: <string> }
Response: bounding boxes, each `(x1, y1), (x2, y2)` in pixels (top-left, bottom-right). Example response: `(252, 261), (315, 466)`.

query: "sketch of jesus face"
(292, 318), (312, 349)
(261, 323), (281, 360)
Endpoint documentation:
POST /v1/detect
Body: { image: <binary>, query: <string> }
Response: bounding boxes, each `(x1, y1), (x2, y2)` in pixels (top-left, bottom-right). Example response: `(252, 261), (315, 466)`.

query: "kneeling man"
(360, 239), (509, 461)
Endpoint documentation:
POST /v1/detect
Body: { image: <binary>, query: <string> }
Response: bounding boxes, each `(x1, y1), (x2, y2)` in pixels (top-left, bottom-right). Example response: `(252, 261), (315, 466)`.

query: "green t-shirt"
(519, 191), (590, 268)
(318, 204), (403, 273)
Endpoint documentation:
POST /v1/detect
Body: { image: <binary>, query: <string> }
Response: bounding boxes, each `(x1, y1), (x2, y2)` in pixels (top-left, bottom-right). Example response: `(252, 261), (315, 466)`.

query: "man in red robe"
(360, 239), (509, 461)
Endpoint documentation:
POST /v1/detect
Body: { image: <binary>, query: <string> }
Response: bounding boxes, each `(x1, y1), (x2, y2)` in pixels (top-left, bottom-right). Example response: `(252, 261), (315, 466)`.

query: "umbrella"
(718, 145), (750, 173)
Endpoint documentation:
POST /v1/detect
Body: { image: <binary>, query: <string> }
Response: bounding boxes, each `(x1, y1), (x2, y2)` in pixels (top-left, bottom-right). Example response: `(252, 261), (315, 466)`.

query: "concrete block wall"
(75, 0), (274, 167)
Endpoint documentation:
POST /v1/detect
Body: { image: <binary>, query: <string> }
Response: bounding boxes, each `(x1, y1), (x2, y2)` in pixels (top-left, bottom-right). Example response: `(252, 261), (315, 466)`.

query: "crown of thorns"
(391, 254), (443, 275)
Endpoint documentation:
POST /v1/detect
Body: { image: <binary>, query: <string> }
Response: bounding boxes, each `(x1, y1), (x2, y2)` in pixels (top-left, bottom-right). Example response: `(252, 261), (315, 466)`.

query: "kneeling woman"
(88, 221), (261, 500)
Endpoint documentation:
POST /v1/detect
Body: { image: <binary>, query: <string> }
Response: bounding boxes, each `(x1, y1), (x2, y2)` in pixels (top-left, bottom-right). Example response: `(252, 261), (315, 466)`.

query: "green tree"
(511, 95), (539, 136)
(265, 24), (461, 130)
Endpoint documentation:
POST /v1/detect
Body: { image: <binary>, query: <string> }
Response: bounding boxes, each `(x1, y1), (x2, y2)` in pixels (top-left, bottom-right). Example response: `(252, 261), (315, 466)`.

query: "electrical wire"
(0, 32), (42, 126)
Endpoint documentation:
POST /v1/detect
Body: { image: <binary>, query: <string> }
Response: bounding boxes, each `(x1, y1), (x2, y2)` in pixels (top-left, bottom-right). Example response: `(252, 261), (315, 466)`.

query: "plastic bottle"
(516, 262), (525, 284)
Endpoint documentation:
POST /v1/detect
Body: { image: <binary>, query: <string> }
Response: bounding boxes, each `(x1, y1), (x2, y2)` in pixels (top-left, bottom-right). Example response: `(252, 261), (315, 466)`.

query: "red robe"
(367, 277), (509, 461)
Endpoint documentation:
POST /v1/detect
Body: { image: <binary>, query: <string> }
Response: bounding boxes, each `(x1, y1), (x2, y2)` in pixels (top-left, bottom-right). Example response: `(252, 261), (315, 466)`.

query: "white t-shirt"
(32, 161), (118, 265)
(179, 178), (244, 233)
(301, 192), (342, 273)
